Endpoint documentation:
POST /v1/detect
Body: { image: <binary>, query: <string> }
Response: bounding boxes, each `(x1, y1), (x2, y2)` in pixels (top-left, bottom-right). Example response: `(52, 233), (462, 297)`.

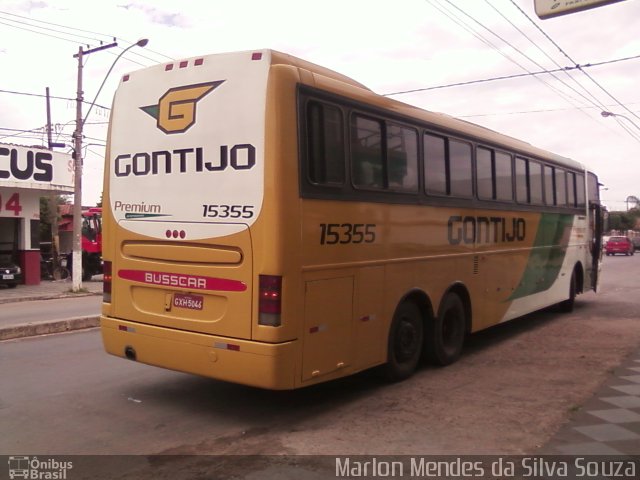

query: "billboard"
(534, 0), (626, 19)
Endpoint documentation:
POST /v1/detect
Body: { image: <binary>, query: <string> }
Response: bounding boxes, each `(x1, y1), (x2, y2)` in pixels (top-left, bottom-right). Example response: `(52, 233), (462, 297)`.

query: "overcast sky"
(0, 0), (638, 210)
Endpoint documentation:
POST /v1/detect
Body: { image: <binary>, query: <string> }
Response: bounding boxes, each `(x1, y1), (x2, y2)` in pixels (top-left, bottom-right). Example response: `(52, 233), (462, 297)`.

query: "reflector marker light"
(118, 325), (136, 333)
(122, 74), (130, 82)
(179, 60), (188, 68)
(214, 342), (240, 352)
(165, 64), (173, 71)
(309, 324), (327, 334)
(194, 58), (204, 66)
(251, 52), (263, 61)
(165, 229), (186, 239)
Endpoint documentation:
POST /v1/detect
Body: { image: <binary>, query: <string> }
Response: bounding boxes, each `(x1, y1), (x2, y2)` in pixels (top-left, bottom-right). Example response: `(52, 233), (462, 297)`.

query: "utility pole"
(45, 87), (61, 274)
(71, 42), (117, 292)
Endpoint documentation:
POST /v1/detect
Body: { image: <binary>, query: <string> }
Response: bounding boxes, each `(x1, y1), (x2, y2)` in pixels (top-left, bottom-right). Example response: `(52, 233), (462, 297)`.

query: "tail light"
(259, 275), (282, 327)
(103, 261), (112, 302)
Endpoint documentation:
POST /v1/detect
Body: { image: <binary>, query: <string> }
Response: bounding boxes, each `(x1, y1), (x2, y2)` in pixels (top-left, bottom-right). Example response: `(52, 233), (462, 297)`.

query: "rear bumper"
(100, 316), (298, 390)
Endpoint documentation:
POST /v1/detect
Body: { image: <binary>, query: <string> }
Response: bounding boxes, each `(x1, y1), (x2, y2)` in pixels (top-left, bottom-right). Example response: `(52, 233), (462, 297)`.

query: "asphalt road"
(0, 296), (101, 326)
(1, 255), (639, 479)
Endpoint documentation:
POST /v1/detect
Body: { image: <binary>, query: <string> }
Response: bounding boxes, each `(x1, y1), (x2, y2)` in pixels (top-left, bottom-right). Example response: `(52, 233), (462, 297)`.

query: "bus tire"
(557, 270), (577, 313)
(382, 301), (424, 382)
(426, 293), (465, 366)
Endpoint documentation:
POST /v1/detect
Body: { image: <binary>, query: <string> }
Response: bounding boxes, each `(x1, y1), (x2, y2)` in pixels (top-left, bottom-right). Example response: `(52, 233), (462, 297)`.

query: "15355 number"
(319, 223), (376, 245)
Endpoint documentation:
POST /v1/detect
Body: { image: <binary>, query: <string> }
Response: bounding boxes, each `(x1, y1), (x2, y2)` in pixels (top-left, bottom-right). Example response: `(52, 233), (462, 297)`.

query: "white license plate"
(2, 274), (14, 280)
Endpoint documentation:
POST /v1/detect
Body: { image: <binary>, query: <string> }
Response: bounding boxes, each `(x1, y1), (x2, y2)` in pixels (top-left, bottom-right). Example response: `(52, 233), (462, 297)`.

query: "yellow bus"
(100, 49), (603, 390)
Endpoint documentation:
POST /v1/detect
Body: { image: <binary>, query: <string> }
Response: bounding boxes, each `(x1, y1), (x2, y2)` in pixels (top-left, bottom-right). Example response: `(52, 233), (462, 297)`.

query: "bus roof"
(265, 49), (586, 173)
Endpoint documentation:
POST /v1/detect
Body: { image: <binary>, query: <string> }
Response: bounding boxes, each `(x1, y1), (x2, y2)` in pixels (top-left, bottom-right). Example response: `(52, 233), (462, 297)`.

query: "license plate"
(2, 274), (14, 280)
(173, 293), (203, 310)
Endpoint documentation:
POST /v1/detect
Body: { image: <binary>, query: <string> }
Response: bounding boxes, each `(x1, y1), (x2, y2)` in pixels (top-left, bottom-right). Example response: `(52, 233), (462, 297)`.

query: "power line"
(0, 13), (105, 44)
(0, 88), (110, 110)
(427, 0), (593, 117)
(459, 104), (640, 119)
(485, 0), (609, 114)
(0, 9), (173, 63)
(0, 10), (113, 41)
(507, 0), (640, 124)
(384, 53), (640, 95)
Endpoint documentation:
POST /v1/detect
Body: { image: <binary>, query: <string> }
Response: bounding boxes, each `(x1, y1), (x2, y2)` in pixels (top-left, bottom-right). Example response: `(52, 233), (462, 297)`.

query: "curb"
(0, 291), (101, 305)
(0, 315), (100, 341)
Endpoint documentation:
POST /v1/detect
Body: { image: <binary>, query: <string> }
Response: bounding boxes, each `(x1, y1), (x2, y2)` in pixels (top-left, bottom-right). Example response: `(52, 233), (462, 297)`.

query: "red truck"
(80, 207), (103, 280)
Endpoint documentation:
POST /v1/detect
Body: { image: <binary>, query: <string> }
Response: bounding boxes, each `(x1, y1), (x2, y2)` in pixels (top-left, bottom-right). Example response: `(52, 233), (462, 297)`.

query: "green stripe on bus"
(509, 213), (574, 300)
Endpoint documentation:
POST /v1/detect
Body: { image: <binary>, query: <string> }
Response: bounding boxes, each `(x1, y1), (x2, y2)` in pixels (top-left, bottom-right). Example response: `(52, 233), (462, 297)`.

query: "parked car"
(605, 236), (635, 256)
(0, 254), (22, 288)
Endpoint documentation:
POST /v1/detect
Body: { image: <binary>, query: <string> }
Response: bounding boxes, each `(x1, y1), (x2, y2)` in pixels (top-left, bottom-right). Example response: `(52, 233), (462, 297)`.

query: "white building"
(0, 143), (73, 285)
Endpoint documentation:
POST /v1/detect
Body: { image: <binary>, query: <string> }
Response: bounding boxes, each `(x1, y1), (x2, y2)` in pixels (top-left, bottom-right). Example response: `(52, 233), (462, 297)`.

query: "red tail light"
(103, 261), (112, 302)
(259, 275), (282, 326)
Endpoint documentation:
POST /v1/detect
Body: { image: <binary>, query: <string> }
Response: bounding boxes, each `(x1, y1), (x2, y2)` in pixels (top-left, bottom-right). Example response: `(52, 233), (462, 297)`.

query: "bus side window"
(529, 160), (544, 204)
(576, 173), (586, 207)
(449, 139), (473, 197)
(351, 115), (384, 189)
(555, 168), (568, 206)
(494, 151), (513, 201)
(424, 133), (447, 196)
(544, 165), (555, 205)
(515, 157), (528, 203)
(307, 101), (345, 185)
(477, 147), (493, 200)
(567, 171), (577, 207)
(387, 124), (418, 191)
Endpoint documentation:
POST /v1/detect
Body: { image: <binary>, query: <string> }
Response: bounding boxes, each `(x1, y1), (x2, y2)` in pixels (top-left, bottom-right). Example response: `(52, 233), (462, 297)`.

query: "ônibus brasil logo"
(7, 456), (73, 479)
(140, 81), (224, 134)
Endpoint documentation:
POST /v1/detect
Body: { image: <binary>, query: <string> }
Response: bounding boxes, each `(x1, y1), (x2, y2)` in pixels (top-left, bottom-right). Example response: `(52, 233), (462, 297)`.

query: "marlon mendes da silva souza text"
(334, 457), (637, 478)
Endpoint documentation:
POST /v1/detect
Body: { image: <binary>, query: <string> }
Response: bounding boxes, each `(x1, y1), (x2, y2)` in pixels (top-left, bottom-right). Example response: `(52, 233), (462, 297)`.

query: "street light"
(71, 39), (149, 292)
(601, 110), (640, 131)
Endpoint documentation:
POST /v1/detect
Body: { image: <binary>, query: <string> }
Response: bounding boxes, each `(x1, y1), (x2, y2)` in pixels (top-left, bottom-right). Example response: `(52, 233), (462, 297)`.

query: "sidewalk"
(0, 278), (102, 340)
(541, 347), (640, 455)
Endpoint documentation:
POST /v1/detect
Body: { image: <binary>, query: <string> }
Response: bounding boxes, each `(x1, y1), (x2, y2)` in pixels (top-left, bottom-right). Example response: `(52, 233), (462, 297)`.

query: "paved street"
(1, 256), (639, 479)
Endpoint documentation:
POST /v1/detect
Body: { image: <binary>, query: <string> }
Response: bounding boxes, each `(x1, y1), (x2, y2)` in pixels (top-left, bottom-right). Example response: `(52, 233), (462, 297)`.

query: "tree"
(607, 208), (640, 233)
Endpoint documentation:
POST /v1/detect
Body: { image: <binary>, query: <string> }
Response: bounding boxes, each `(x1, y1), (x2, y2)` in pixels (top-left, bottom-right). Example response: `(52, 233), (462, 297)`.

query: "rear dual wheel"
(426, 293), (466, 366)
(383, 293), (467, 381)
(383, 302), (423, 382)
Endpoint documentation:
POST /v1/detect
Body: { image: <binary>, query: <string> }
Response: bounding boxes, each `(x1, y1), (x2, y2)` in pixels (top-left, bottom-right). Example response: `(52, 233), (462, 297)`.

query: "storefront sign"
(0, 143), (73, 192)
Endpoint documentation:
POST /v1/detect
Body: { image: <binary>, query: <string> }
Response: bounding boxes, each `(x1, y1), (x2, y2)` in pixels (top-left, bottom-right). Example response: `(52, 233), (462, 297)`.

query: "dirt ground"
(215, 296), (640, 456)
(148, 264), (640, 458)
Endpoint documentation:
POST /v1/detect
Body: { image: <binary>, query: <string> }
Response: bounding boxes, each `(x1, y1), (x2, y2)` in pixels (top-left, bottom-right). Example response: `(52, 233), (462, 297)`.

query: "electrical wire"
(0, 9), (173, 63)
(384, 54), (640, 96)
(439, 0), (603, 114)
(427, 0), (593, 116)
(507, 0), (640, 123)
(0, 88), (110, 110)
(485, 0), (610, 115)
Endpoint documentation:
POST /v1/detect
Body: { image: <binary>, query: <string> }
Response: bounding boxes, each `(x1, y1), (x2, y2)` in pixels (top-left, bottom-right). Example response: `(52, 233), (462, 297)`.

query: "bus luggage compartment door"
(302, 276), (353, 381)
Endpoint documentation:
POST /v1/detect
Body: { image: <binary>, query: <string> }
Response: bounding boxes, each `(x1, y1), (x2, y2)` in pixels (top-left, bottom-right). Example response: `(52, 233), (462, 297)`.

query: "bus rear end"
(100, 50), (297, 389)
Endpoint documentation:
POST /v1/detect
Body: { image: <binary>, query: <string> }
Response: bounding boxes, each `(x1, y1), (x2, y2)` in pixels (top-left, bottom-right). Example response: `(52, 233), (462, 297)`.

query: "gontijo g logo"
(140, 81), (224, 134)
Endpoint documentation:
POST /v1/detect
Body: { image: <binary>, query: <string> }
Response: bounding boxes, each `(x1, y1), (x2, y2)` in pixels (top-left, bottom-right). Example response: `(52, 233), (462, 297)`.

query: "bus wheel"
(557, 270), (577, 313)
(382, 302), (424, 382)
(427, 293), (465, 366)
